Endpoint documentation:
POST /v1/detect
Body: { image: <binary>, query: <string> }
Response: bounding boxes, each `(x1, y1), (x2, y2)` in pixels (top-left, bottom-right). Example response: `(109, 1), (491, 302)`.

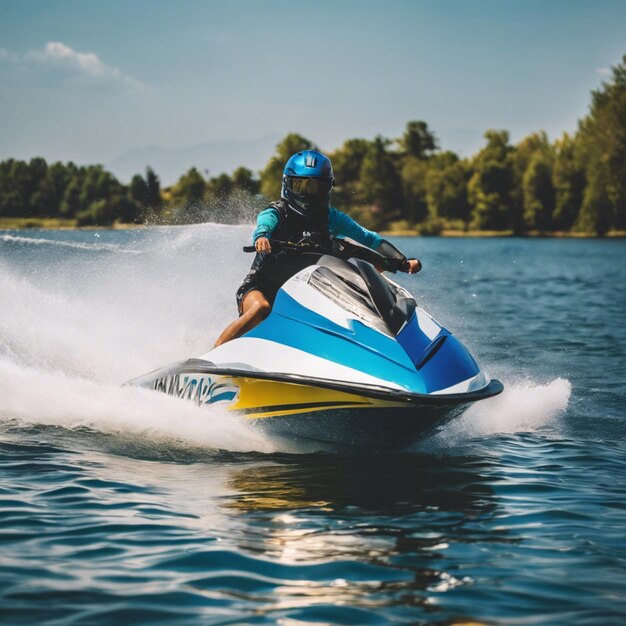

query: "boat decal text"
(152, 373), (239, 406)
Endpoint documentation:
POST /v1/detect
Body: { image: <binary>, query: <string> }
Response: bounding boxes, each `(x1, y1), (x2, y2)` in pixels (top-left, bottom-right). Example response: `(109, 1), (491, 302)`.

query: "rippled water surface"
(1, 227), (625, 625)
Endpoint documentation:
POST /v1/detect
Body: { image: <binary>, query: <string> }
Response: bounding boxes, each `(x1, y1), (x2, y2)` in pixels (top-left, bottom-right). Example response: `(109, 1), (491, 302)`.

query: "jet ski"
(126, 238), (503, 450)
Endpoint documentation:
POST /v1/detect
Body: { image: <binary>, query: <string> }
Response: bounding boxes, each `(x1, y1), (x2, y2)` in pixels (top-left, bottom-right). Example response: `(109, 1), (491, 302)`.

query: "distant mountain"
(107, 134), (282, 185)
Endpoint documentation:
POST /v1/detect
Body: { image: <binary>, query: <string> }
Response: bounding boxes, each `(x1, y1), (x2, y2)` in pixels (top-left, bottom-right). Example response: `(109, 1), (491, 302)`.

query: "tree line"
(1, 53), (624, 235)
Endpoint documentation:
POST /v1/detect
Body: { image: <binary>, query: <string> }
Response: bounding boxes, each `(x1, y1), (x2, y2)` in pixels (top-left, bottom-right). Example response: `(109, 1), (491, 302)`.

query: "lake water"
(0, 226), (625, 625)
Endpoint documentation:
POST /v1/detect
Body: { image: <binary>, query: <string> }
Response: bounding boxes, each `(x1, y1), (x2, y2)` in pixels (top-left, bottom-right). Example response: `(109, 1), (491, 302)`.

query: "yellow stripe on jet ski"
(226, 377), (404, 419)
(242, 403), (371, 419)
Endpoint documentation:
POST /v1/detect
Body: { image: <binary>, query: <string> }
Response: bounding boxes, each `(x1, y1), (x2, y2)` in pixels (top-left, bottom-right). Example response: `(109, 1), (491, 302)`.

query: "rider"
(214, 149), (421, 346)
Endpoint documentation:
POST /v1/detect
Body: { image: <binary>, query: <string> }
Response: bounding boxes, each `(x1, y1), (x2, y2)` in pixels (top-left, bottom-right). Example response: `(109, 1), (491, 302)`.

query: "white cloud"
(1, 41), (145, 90)
(28, 42), (111, 76)
(0, 48), (19, 62)
(596, 67), (611, 76)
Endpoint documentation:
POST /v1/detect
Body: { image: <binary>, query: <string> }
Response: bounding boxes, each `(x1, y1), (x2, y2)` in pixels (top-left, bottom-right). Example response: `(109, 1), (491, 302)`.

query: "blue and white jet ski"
(127, 238), (503, 450)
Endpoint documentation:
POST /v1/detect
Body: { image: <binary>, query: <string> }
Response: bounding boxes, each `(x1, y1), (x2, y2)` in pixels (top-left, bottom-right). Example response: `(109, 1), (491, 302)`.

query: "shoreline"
(1, 218), (624, 238)
(380, 228), (626, 238)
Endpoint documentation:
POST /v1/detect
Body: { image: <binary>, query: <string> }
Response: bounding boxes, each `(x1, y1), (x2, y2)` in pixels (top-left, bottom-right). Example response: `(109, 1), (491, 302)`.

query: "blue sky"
(0, 0), (625, 178)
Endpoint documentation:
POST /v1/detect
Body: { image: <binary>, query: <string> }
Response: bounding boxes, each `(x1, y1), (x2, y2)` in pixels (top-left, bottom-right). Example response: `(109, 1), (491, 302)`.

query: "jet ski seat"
(353, 260), (416, 336)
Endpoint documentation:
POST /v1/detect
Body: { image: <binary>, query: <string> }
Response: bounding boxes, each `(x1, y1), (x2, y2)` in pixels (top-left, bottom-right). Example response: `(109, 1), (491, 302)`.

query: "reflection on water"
(1, 429), (626, 625)
(217, 455), (503, 622)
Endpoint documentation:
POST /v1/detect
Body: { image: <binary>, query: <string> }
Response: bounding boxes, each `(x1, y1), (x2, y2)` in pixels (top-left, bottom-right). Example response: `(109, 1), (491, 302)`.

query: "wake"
(0, 233), (139, 253)
(0, 357), (277, 453)
(427, 377), (571, 449)
(0, 225), (571, 454)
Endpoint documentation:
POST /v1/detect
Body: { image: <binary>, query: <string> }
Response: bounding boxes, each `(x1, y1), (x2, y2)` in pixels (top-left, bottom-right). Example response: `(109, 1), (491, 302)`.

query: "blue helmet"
(281, 150), (334, 217)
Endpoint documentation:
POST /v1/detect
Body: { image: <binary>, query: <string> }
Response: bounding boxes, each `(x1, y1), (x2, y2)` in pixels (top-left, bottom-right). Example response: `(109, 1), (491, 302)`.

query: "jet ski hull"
(242, 403), (469, 450)
(127, 359), (503, 450)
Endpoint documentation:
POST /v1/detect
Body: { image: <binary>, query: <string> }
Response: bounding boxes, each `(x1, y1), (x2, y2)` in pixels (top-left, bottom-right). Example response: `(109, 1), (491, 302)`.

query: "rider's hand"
(255, 237), (271, 253)
(406, 259), (422, 274)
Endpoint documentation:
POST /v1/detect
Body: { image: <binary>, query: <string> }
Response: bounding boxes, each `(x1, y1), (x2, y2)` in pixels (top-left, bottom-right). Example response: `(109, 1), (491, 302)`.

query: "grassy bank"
(0, 217), (78, 229)
(379, 228), (515, 237)
(380, 228), (626, 238)
(0, 217), (143, 230)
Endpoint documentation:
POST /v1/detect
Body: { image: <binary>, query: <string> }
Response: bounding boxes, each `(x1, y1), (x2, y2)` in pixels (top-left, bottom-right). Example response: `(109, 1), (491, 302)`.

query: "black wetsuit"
(236, 200), (409, 313)
(236, 200), (331, 312)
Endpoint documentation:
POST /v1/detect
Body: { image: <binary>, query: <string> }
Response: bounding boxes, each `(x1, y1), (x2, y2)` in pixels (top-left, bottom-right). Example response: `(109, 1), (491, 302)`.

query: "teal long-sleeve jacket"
(252, 206), (383, 249)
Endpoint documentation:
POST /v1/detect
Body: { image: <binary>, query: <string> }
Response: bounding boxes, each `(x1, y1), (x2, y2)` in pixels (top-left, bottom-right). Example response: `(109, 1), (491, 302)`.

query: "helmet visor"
(286, 176), (332, 197)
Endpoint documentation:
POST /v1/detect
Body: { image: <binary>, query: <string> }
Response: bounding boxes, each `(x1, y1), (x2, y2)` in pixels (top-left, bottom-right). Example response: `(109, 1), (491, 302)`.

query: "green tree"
(28, 157), (49, 215)
(576, 166), (612, 235)
(7, 160), (32, 216)
(145, 167), (161, 208)
(576, 54), (626, 231)
(360, 136), (403, 219)
(329, 138), (371, 208)
(232, 167), (259, 194)
(552, 133), (585, 230)
(511, 131), (552, 232)
(399, 120), (437, 159)
(468, 130), (514, 230)
(205, 168), (262, 224)
(401, 156), (429, 223)
(522, 152), (555, 231)
(0, 160), (22, 216)
(129, 167), (161, 213)
(0, 158), (140, 223)
(425, 152), (472, 228)
(170, 167), (207, 206)
(39, 162), (73, 217)
(78, 166), (109, 212)
(259, 133), (317, 200)
(61, 173), (84, 217)
(76, 198), (123, 226)
(210, 173), (234, 198)
(130, 174), (149, 206)
(75, 166), (139, 225)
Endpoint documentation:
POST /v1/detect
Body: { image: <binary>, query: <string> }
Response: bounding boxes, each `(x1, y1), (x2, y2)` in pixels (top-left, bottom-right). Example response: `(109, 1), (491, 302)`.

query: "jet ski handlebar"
(243, 238), (408, 273)
(242, 239), (313, 254)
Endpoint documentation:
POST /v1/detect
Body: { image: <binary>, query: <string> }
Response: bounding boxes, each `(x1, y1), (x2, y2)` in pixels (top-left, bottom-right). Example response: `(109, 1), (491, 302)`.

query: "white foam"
(0, 224), (284, 453)
(0, 224), (251, 382)
(429, 377), (572, 447)
(0, 358), (277, 453)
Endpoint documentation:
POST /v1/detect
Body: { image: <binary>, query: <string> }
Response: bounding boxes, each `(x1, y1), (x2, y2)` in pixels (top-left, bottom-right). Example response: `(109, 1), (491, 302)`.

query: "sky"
(0, 0), (625, 181)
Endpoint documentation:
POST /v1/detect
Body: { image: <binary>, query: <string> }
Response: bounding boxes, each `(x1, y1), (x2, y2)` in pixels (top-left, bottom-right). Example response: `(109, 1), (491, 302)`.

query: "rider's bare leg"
(213, 290), (271, 347)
